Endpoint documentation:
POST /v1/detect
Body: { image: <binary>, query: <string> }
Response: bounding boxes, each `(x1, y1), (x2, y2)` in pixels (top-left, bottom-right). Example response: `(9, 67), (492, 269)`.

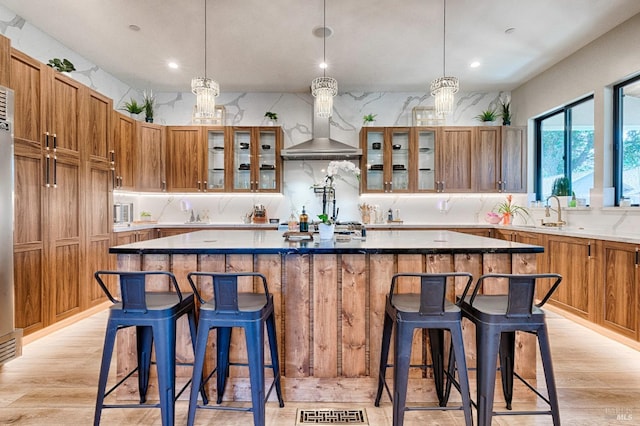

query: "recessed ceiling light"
(168, 62), (179, 69)
(129, 24), (141, 32)
(505, 27), (516, 35)
(319, 62), (328, 69)
(312, 26), (333, 38)
(470, 61), (481, 68)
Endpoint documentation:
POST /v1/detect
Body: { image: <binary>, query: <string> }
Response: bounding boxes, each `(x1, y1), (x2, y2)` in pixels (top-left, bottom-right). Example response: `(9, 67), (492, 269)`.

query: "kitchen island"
(110, 229), (543, 403)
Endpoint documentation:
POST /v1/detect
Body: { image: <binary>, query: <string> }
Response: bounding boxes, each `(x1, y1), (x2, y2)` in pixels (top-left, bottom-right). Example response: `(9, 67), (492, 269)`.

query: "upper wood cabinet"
(85, 89), (113, 164)
(111, 111), (135, 190)
(230, 126), (282, 192)
(166, 126), (206, 192)
(361, 127), (411, 193)
(0, 34), (10, 88)
(475, 126), (527, 193)
(437, 127), (475, 192)
(135, 121), (166, 192)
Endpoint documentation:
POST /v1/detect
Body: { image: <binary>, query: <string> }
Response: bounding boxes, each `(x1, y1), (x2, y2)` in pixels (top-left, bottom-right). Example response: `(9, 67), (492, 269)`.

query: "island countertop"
(109, 229), (543, 255)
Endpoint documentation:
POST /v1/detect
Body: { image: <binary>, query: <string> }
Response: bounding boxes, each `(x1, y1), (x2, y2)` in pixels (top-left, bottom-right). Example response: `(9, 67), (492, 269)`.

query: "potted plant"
(494, 194), (531, 225)
(47, 58), (76, 73)
(363, 113), (377, 126)
(264, 111), (278, 125)
(142, 90), (155, 123)
(475, 108), (497, 124)
(140, 211), (153, 222)
(551, 176), (570, 196)
(120, 98), (144, 118)
(500, 96), (512, 125)
(317, 214), (335, 240)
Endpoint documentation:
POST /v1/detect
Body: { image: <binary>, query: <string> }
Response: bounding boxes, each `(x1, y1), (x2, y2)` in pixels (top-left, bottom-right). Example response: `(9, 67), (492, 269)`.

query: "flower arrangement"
(325, 160), (361, 183)
(493, 194), (530, 224)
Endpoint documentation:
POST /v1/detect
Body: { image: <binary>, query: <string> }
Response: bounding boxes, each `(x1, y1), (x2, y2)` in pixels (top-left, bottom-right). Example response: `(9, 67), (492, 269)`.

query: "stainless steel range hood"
(281, 103), (362, 160)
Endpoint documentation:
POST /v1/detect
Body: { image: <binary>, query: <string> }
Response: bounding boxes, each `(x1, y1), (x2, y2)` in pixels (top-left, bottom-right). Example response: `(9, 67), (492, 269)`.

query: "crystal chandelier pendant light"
(312, 76), (338, 118)
(312, 0), (337, 118)
(192, 0), (219, 123)
(430, 0), (458, 116)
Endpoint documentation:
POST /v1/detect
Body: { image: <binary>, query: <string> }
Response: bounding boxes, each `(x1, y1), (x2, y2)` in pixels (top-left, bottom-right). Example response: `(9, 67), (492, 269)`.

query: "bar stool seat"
(186, 272), (284, 426)
(458, 273), (563, 426)
(374, 273), (474, 426)
(93, 270), (207, 426)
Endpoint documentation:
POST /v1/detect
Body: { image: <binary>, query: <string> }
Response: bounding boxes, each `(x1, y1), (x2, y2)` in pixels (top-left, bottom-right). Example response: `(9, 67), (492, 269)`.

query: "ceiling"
(2, 0), (640, 94)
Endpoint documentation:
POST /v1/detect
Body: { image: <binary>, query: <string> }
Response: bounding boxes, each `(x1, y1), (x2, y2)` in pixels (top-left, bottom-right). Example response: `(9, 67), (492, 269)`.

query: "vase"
(145, 117), (153, 123)
(502, 213), (511, 225)
(318, 223), (335, 240)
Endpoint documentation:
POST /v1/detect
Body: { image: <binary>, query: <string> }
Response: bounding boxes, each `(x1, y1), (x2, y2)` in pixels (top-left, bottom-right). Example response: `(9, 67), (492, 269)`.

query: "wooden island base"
(114, 248), (538, 403)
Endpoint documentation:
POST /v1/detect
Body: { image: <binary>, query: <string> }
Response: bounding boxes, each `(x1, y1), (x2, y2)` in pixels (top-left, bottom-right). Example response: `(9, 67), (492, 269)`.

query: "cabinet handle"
(635, 247), (638, 268)
(203, 180), (207, 192)
(109, 150), (115, 163)
(197, 180), (201, 191)
(162, 180), (166, 192)
(45, 153), (50, 187)
(44, 132), (50, 150)
(52, 155), (57, 188)
(587, 242), (591, 259)
(389, 181), (393, 192)
(52, 133), (57, 150)
(111, 170), (116, 190)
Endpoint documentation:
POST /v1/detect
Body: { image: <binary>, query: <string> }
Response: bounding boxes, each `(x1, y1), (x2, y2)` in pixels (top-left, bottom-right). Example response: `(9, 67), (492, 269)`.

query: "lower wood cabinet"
(543, 235), (596, 321)
(114, 228), (156, 245)
(600, 241), (640, 340)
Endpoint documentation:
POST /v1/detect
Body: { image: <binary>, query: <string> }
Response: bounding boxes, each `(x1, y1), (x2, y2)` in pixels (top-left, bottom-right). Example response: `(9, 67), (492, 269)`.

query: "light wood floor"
(1, 308), (639, 425)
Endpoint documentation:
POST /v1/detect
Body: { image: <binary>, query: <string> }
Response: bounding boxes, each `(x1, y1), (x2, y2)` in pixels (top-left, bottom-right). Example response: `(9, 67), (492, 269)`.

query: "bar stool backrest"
(390, 272), (473, 315)
(461, 273), (563, 318)
(187, 272), (270, 312)
(94, 270), (184, 313)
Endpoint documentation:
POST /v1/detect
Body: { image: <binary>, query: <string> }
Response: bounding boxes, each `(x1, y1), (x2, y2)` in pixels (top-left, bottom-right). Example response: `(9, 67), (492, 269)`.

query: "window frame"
(534, 95), (594, 201)
(613, 74), (640, 206)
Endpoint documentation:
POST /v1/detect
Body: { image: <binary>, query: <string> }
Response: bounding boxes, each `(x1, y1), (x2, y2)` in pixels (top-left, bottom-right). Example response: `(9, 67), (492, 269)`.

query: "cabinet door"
(136, 122), (166, 191)
(47, 70), (83, 156)
(388, 128), (410, 192)
(0, 34), (9, 87)
(10, 49), (45, 146)
(13, 141), (46, 334)
(475, 126), (501, 192)
(601, 241), (639, 339)
(112, 111), (135, 190)
(501, 126), (527, 193)
(361, 128), (385, 192)
(206, 127), (227, 191)
(437, 127), (474, 192)
(415, 128), (437, 192)
(166, 126), (204, 192)
(255, 127), (281, 192)
(232, 127), (253, 191)
(547, 235), (594, 320)
(47, 153), (83, 323)
(85, 161), (112, 308)
(85, 89), (113, 164)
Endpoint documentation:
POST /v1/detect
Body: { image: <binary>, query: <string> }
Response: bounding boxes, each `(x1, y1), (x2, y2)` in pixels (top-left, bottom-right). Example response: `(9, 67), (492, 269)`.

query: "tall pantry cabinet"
(10, 47), (100, 334)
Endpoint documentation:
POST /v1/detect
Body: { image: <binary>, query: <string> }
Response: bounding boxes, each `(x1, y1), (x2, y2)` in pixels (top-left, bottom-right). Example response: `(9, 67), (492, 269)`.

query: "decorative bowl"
(485, 212), (502, 224)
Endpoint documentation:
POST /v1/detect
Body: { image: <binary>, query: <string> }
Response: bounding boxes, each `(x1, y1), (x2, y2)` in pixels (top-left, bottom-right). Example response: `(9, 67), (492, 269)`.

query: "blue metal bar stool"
(93, 270), (207, 426)
(458, 273), (563, 426)
(186, 272), (284, 426)
(374, 273), (474, 426)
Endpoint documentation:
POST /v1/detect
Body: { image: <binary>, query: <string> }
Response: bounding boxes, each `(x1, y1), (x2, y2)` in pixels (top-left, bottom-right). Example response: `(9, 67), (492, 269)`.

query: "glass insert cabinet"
(167, 126), (282, 193)
(231, 127), (281, 192)
(360, 127), (435, 193)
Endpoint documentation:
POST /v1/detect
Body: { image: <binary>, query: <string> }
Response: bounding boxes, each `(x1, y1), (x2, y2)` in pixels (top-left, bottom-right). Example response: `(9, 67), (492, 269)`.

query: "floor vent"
(296, 408), (368, 425)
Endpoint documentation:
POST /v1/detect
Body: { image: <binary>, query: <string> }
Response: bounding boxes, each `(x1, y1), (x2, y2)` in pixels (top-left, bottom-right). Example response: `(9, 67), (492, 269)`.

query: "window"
(535, 96), (594, 202)
(614, 76), (640, 206)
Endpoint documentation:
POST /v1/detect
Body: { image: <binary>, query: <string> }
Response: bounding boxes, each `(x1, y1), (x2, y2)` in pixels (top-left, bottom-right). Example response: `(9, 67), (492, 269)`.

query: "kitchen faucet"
(543, 195), (566, 227)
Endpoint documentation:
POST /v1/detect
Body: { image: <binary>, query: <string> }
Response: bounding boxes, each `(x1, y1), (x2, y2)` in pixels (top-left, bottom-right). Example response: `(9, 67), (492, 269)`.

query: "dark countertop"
(109, 229), (543, 255)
